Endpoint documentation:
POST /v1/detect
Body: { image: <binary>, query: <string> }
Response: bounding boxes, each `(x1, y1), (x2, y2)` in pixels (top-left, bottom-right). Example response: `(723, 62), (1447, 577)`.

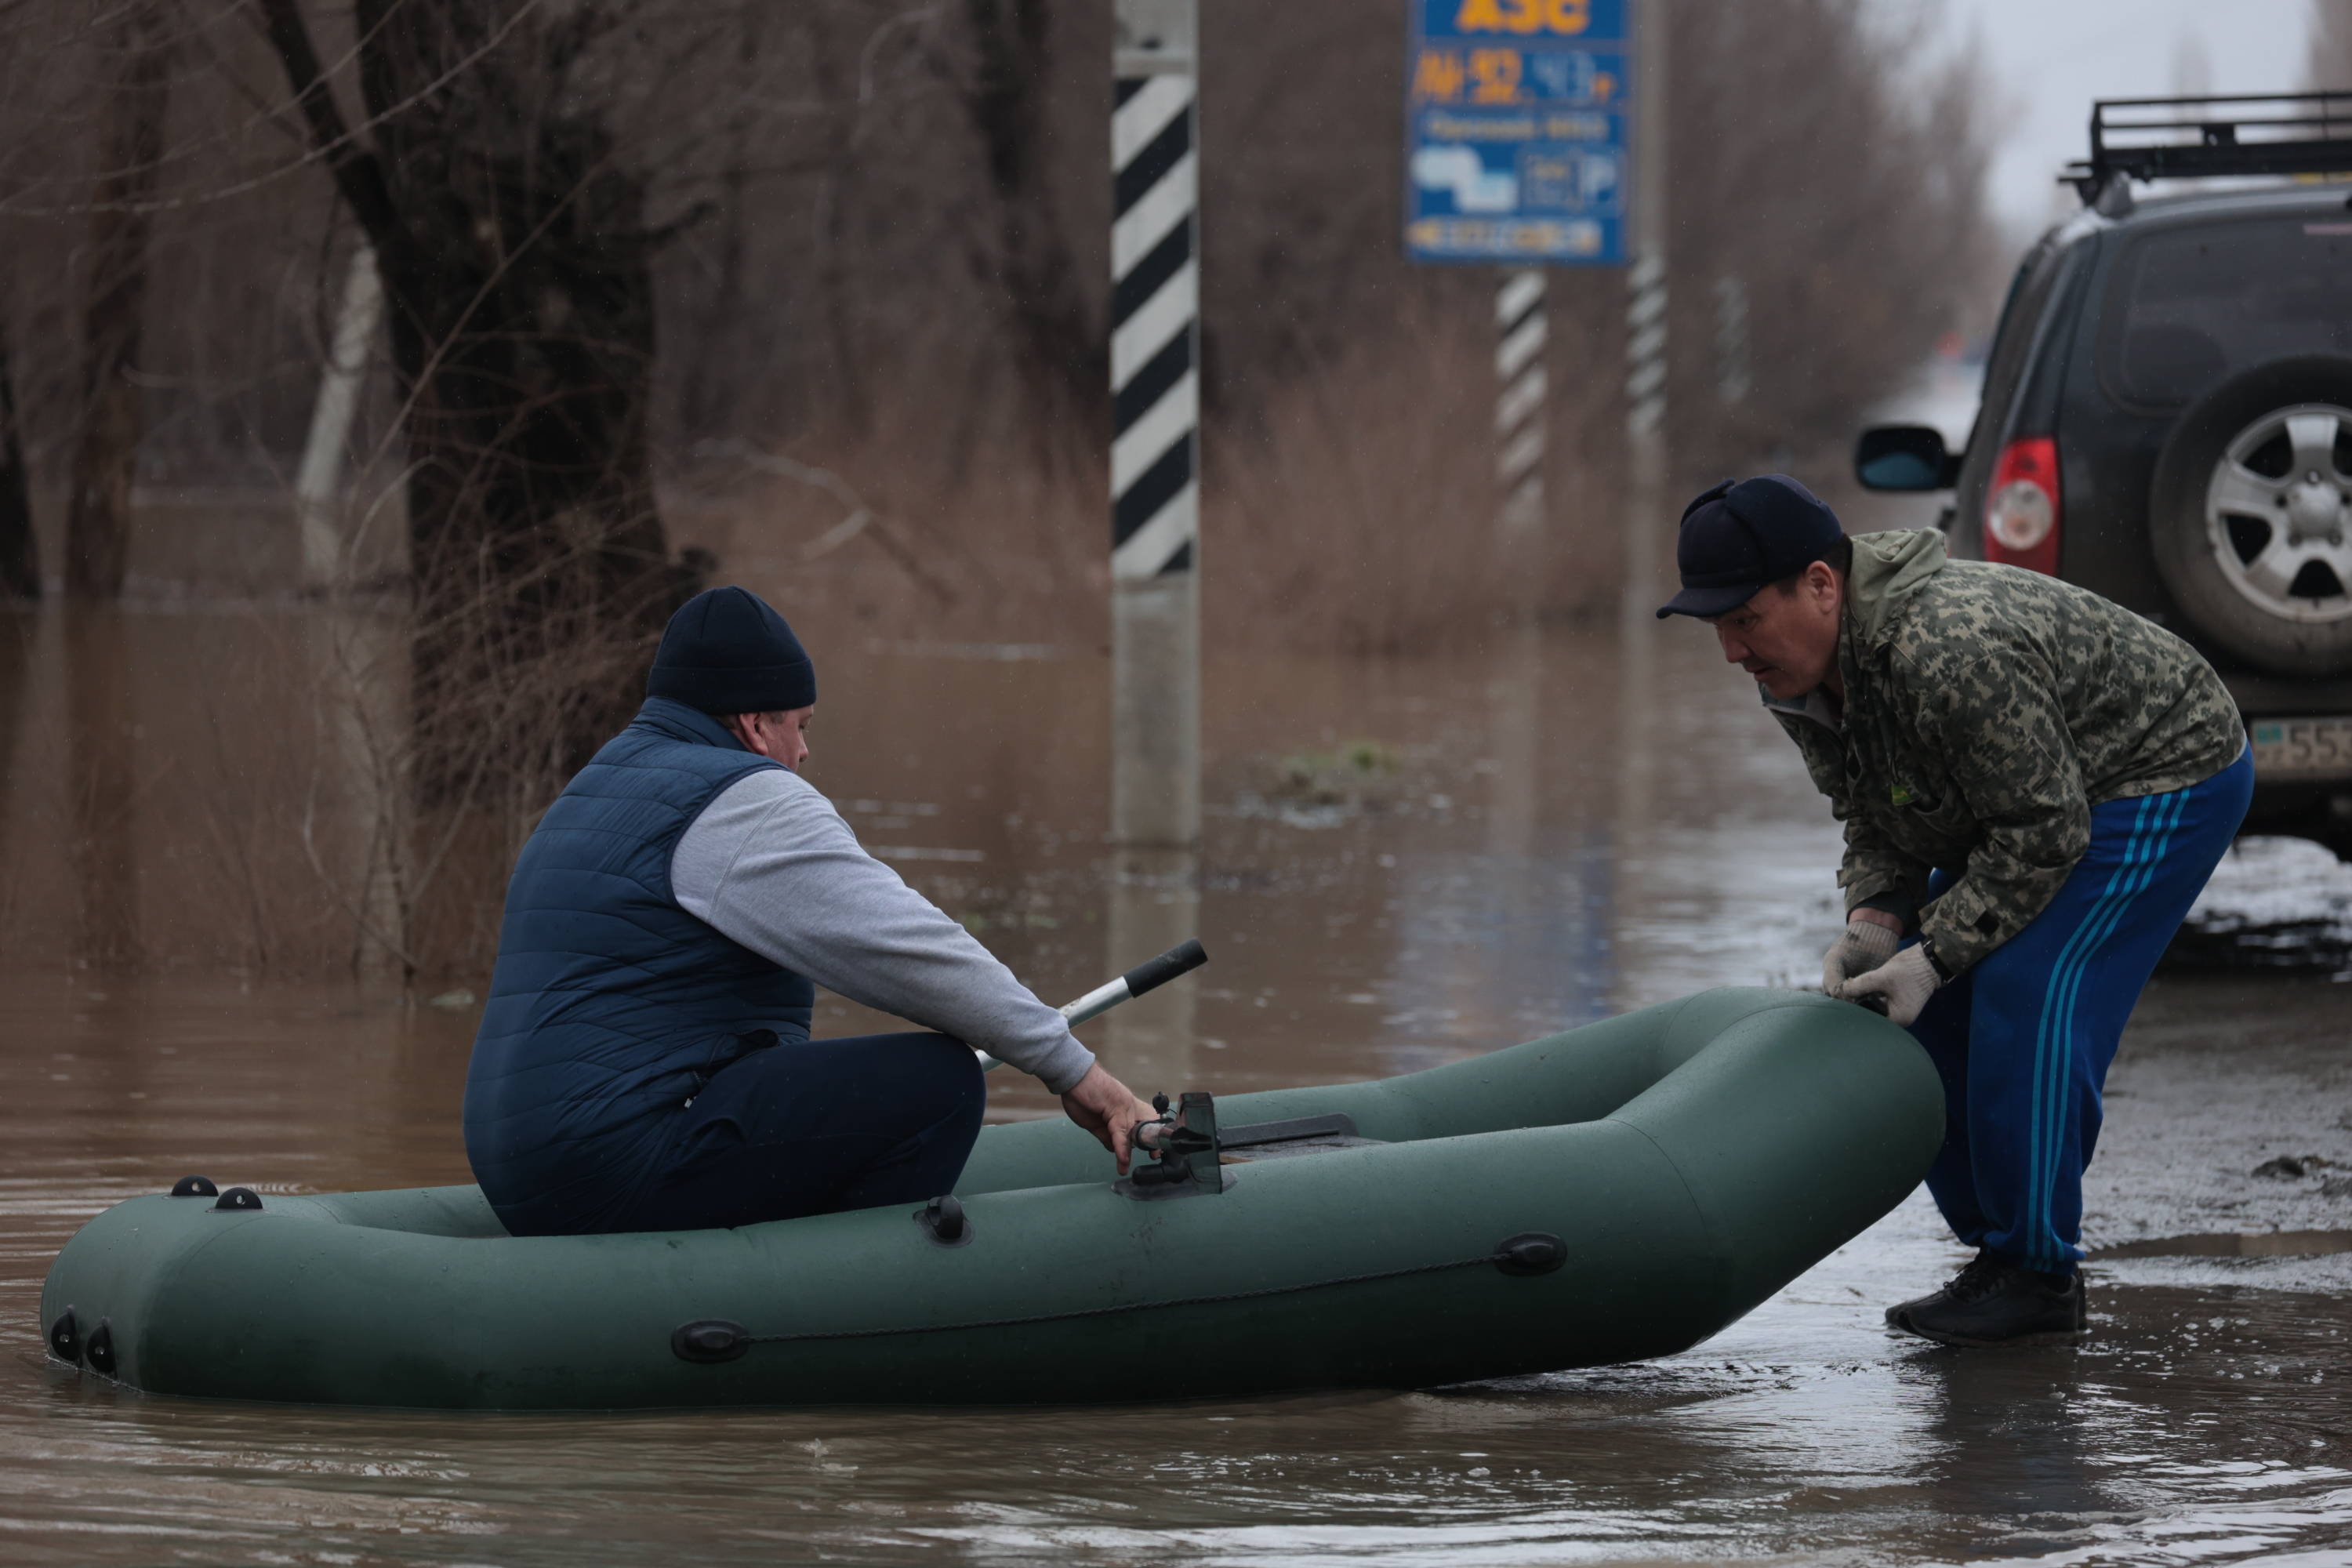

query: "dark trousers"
(1906, 749), (2252, 1273)
(613, 1032), (986, 1232)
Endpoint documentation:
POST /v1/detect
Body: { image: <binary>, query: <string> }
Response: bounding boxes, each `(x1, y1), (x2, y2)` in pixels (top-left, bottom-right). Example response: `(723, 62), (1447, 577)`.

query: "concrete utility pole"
(1494, 268), (1547, 544)
(1613, 0), (1668, 1014)
(1107, 0), (1200, 1085)
(1621, 0), (1671, 623)
(1489, 267), (1546, 975)
(1712, 271), (1751, 406)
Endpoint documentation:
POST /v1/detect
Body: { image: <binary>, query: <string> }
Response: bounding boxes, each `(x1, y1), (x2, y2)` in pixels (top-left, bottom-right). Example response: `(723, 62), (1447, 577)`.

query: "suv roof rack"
(2064, 93), (2352, 201)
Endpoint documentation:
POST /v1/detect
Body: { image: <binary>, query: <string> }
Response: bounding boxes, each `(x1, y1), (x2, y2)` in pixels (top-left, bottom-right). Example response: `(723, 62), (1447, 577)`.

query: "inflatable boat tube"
(39, 989), (1941, 1410)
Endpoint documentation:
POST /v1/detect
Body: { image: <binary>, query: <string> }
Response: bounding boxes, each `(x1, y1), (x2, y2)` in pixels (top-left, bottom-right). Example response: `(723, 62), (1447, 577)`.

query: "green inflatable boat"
(40, 989), (1940, 1410)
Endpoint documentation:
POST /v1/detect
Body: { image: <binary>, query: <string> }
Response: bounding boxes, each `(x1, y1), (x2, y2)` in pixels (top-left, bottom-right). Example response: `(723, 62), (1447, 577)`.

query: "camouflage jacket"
(1768, 529), (2242, 974)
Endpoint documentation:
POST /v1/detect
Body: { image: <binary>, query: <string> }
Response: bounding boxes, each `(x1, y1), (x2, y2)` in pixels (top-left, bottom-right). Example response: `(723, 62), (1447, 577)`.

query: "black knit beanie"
(645, 586), (816, 713)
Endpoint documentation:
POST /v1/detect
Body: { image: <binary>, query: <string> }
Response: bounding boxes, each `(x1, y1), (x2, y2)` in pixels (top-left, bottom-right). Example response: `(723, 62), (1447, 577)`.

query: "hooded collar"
(1761, 684), (1843, 734)
(1842, 528), (1948, 652)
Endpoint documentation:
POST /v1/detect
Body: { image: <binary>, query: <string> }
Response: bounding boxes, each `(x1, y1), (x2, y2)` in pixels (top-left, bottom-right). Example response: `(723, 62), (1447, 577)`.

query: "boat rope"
(670, 1231), (1566, 1363)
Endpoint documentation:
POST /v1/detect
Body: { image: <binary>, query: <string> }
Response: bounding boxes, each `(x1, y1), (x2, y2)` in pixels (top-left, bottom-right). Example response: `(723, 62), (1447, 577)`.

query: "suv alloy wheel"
(2151, 357), (2352, 677)
(2205, 404), (2352, 619)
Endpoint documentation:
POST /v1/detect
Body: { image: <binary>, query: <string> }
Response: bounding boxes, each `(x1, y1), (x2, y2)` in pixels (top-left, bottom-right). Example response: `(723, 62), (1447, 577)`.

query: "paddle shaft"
(975, 939), (1208, 1073)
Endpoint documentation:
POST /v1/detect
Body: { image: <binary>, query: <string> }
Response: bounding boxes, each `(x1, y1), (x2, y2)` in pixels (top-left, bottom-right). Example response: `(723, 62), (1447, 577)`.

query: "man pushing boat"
(1657, 477), (2250, 1348)
(463, 586), (1157, 1237)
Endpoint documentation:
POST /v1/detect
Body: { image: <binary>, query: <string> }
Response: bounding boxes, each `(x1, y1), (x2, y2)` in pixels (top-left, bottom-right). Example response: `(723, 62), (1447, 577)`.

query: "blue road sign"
(1403, 0), (1632, 266)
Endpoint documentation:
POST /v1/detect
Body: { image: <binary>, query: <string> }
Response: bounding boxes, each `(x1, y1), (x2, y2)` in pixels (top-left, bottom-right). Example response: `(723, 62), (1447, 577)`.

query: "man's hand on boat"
(1058, 1062), (1160, 1174)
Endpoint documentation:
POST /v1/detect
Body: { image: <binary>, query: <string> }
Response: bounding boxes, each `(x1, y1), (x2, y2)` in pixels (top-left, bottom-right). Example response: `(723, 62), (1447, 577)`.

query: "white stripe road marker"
(1111, 150), (1195, 277)
(1497, 312), (1547, 379)
(1112, 74), (1194, 169)
(1111, 260), (1196, 388)
(1111, 481), (1198, 583)
(1496, 425), (1545, 485)
(1112, 369), (1197, 493)
(1494, 268), (1544, 328)
(1496, 365), (1546, 433)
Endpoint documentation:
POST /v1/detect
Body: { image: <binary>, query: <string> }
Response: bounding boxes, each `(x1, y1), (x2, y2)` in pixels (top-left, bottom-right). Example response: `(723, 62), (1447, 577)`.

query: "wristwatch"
(1918, 935), (1955, 985)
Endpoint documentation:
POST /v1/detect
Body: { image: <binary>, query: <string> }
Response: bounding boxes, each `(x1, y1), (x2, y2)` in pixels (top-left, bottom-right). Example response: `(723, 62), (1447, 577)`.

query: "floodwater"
(4, 602), (2351, 1566)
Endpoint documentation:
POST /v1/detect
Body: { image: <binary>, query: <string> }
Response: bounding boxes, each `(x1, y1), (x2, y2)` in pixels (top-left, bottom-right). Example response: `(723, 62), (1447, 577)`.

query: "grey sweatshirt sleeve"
(670, 768), (1097, 1094)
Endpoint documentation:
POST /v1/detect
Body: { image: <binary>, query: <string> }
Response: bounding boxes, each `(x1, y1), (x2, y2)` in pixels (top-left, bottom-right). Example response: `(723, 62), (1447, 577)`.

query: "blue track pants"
(1906, 748), (2252, 1274)
(612, 1032), (986, 1232)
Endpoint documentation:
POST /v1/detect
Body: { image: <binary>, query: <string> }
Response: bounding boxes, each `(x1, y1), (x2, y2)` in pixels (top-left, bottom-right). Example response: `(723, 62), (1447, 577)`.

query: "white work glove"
(1821, 917), (1899, 996)
(1838, 945), (1941, 1026)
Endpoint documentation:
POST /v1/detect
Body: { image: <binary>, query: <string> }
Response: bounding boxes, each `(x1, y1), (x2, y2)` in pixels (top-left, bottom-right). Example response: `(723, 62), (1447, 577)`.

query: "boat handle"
(975, 940), (1210, 1072)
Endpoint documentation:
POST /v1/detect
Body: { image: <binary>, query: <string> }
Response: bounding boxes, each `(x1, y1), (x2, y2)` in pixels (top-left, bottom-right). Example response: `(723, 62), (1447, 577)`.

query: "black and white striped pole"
(1107, 0), (1200, 1080)
(1494, 268), (1547, 541)
(1622, 0), (1671, 624)
(1613, 0), (1671, 1014)
(1712, 272), (1751, 406)
(1490, 267), (1546, 938)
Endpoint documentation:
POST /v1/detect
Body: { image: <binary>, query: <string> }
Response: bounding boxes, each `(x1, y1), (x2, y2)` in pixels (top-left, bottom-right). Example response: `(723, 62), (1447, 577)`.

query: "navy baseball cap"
(1654, 474), (1846, 619)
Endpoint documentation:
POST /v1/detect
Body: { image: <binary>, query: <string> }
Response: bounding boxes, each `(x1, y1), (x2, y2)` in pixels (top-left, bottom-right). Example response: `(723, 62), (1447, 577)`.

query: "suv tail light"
(1985, 436), (2060, 575)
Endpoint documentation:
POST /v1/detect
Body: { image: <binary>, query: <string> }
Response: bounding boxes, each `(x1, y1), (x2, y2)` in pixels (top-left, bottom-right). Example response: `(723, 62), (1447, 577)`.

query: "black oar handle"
(1120, 939), (1207, 1000)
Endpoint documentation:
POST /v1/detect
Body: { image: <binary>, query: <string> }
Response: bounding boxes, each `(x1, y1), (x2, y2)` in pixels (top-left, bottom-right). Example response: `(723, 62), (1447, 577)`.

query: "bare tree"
(0, 317), (36, 600)
(678, 2), (772, 441)
(255, 0), (689, 804)
(0, 0), (2003, 979)
(64, 0), (171, 600)
(1665, 0), (1994, 477)
(958, 0), (1102, 434)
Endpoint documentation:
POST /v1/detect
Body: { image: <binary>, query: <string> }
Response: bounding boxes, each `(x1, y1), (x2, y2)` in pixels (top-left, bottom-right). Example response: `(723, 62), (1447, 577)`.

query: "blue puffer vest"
(463, 699), (817, 1236)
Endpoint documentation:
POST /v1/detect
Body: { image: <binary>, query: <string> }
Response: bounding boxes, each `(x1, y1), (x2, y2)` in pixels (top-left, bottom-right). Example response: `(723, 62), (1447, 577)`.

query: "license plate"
(2250, 716), (2352, 781)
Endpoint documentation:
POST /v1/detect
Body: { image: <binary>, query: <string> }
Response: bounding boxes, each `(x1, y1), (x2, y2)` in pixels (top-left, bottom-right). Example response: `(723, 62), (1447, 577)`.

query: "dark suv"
(1857, 95), (2352, 858)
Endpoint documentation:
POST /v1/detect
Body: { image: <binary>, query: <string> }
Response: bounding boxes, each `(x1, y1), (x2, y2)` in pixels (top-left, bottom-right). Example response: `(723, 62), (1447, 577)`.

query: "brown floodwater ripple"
(5, 985), (2348, 1564)
(5, 621), (2350, 1563)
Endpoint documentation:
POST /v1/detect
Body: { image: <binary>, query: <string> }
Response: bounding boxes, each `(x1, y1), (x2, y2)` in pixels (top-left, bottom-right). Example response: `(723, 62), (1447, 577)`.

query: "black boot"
(1883, 1247), (1998, 1328)
(1888, 1251), (2085, 1347)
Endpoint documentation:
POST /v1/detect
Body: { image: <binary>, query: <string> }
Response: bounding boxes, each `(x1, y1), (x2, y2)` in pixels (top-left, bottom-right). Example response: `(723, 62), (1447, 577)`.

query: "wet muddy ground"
(2, 612), (2349, 1564)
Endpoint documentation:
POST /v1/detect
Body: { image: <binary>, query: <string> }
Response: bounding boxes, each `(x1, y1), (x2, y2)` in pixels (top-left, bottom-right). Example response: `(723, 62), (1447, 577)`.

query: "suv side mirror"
(1855, 426), (1962, 492)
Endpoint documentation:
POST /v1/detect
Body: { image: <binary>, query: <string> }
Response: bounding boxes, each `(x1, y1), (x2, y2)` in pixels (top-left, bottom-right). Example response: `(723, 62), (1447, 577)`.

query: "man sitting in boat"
(463, 586), (1158, 1236)
(1657, 476), (2249, 1348)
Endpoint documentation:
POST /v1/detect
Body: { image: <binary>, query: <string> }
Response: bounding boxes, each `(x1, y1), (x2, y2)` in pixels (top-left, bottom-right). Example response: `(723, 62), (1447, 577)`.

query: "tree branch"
(249, 0), (404, 252)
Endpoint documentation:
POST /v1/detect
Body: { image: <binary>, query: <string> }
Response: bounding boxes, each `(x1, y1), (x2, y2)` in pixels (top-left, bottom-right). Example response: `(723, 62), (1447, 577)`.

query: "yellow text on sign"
(1454, 0), (1591, 35)
(1413, 48), (1534, 104)
(1412, 49), (1465, 102)
(1414, 49), (1617, 107)
(1469, 48), (1522, 103)
(1402, 49), (1534, 103)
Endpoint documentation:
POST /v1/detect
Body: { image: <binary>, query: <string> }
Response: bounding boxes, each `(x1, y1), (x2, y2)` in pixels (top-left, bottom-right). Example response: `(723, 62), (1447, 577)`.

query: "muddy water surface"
(3, 613), (2350, 1565)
